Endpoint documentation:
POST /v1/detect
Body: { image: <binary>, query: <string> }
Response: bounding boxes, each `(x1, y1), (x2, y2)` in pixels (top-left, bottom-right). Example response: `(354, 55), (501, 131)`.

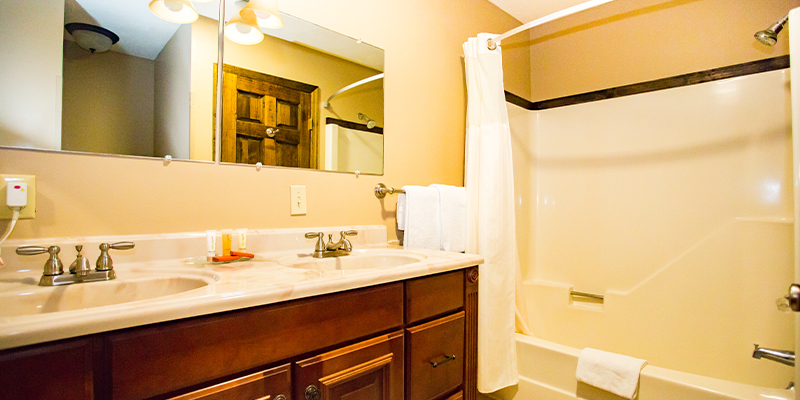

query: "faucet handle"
(96, 242), (135, 271)
(341, 230), (358, 237)
(305, 232), (326, 254)
(16, 245), (63, 276)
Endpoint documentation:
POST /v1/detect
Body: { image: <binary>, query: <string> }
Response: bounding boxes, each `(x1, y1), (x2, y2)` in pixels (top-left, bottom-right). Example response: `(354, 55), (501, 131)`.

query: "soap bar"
(212, 255), (239, 262)
(230, 251), (254, 258)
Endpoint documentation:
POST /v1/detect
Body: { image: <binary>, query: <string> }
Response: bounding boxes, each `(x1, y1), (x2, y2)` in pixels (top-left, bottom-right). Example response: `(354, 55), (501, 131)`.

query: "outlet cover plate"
(291, 185), (306, 216)
(1, 175), (35, 219)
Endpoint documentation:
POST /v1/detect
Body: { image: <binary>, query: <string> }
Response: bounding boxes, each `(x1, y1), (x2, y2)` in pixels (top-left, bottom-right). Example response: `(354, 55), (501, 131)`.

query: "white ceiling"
(486, 0), (601, 24)
(64, 0), (382, 70)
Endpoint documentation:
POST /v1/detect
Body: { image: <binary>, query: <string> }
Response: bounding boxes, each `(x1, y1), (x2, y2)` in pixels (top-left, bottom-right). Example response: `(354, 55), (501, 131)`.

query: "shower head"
(755, 15), (789, 46)
(358, 113), (376, 129)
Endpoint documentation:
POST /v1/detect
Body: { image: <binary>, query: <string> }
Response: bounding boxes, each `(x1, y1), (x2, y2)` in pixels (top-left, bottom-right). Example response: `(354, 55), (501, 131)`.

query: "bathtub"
(492, 334), (794, 400)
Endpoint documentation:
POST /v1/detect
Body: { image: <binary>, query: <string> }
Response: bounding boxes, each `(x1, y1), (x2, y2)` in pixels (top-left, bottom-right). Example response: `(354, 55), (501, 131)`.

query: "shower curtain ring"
(487, 38), (497, 50)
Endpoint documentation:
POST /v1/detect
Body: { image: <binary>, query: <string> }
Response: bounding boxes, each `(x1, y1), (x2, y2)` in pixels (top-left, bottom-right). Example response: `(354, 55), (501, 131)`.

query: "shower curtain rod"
(487, 0), (615, 50)
(323, 73), (384, 108)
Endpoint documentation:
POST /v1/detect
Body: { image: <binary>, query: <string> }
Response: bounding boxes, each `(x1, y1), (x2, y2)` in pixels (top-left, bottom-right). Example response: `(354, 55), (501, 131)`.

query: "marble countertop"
(0, 226), (483, 350)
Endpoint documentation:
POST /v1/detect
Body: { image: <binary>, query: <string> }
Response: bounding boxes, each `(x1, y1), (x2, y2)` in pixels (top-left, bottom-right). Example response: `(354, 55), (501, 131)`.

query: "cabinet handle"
(305, 385), (321, 400)
(430, 354), (457, 368)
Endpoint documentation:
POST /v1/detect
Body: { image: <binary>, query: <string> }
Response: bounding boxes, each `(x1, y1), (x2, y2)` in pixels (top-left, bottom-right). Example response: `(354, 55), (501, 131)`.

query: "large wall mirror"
(0, 0), (384, 175)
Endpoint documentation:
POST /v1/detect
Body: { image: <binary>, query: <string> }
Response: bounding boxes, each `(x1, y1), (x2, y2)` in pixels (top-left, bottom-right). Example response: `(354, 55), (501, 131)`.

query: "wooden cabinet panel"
(406, 312), (465, 400)
(107, 283), (403, 400)
(169, 363), (291, 400)
(0, 337), (93, 400)
(294, 331), (404, 400)
(405, 271), (463, 325)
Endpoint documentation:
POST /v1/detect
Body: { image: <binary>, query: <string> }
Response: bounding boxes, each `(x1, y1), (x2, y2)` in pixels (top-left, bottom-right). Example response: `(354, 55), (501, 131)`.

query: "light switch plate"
(290, 185), (307, 216)
(1, 175), (35, 219)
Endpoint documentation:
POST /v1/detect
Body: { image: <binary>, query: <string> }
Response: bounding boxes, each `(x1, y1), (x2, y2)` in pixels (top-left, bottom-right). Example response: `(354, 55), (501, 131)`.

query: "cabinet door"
(294, 331), (404, 400)
(0, 337), (94, 400)
(168, 363), (291, 400)
(406, 312), (465, 400)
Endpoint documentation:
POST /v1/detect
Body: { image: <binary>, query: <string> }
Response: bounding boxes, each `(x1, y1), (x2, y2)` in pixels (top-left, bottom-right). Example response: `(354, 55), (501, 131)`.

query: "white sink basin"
(0, 275), (213, 318)
(287, 249), (427, 271)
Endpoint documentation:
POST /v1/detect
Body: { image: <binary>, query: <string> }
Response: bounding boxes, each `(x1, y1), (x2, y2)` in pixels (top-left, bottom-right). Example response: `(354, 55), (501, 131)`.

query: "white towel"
(430, 184), (465, 252)
(576, 348), (647, 399)
(402, 186), (441, 250)
(396, 193), (407, 231)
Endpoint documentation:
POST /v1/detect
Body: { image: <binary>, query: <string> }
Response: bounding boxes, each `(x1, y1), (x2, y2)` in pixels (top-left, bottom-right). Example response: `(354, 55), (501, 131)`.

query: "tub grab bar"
(570, 290), (604, 300)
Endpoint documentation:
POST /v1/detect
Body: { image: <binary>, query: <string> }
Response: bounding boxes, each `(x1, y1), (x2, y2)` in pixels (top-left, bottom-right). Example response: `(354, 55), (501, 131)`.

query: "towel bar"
(375, 183), (405, 199)
(570, 290), (604, 300)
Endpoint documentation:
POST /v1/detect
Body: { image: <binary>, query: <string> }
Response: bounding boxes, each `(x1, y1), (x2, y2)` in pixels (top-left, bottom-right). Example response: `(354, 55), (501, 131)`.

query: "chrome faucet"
(752, 344), (795, 367)
(305, 230), (358, 258)
(17, 242), (134, 286)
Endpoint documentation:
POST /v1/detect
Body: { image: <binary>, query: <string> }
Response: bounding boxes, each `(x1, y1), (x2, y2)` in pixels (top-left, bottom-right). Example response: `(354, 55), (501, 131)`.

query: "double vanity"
(0, 226), (482, 400)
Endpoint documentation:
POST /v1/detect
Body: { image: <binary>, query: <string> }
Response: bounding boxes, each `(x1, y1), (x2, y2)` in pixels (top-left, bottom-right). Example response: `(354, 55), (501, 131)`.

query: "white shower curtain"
(463, 33), (532, 394)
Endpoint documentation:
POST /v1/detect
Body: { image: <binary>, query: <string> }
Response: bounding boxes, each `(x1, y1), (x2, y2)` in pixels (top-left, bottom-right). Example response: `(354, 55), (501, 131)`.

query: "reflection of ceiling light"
(242, 0), (284, 29)
(149, 0), (199, 24)
(225, 16), (264, 45)
(64, 23), (119, 53)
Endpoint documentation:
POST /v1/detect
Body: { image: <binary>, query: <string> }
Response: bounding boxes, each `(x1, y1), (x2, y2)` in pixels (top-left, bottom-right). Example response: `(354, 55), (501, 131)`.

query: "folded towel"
(402, 186), (441, 250)
(430, 184), (465, 252)
(576, 348), (647, 399)
(397, 193), (407, 231)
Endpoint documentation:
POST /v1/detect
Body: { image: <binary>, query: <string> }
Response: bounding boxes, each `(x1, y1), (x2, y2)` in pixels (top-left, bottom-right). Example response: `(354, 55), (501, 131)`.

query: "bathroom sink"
(287, 249), (427, 271)
(0, 275), (213, 318)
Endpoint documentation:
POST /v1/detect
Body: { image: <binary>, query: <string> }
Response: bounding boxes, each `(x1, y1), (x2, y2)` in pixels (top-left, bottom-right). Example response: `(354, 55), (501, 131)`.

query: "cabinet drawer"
(405, 271), (463, 324)
(406, 312), (465, 400)
(169, 363), (291, 400)
(294, 331), (404, 400)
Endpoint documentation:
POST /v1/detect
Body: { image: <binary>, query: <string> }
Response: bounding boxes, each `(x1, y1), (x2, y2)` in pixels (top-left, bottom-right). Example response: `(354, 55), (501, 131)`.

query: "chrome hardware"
(96, 242), (134, 271)
(17, 244), (122, 286)
(786, 283), (800, 312)
(752, 344), (795, 367)
(430, 354), (456, 368)
(306, 230), (358, 258)
(305, 232), (326, 258)
(570, 290), (604, 300)
(787, 381), (795, 390)
(69, 245), (92, 277)
(17, 245), (63, 277)
(304, 385), (321, 400)
(374, 183), (405, 199)
(266, 128), (279, 138)
(274, 395), (287, 400)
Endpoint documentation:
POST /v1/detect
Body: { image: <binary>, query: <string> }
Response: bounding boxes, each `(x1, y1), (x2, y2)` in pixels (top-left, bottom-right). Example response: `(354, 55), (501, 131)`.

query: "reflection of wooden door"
(215, 64), (318, 167)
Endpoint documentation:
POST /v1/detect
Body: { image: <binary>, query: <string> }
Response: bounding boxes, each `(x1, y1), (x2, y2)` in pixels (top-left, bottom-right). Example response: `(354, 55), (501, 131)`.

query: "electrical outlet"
(291, 185), (306, 216)
(1, 175), (35, 219)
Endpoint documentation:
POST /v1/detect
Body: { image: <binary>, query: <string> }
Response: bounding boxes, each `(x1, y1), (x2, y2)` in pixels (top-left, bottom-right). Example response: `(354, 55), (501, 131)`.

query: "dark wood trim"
(222, 64), (319, 93)
(325, 117), (384, 135)
(506, 55), (790, 111)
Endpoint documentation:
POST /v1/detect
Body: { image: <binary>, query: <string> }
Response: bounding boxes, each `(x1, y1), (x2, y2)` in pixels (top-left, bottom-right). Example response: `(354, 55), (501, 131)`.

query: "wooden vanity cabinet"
(0, 267), (478, 400)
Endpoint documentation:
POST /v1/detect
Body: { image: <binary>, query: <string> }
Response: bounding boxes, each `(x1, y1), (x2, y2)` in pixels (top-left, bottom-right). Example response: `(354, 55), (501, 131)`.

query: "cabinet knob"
(274, 395), (287, 400)
(305, 385), (321, 400)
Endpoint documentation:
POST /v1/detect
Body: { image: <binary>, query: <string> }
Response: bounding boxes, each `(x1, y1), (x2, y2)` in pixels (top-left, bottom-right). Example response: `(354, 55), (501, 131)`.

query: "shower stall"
(493, 8), (799, 400)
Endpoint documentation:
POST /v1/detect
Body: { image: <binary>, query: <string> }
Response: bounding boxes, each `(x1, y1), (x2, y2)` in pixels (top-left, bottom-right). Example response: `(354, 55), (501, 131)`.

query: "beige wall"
(0, 0), (64, 150)
(154, 24), (193, 160)
(525, 0), (800, 101)
(62, 44), (155, 157)
(0, 0), (525, 240)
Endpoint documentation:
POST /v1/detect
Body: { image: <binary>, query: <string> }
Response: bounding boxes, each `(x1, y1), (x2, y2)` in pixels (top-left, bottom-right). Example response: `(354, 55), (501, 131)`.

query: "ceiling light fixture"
(149, 0), (199, 24)
(241, 0), (284, 29)
(64, 23), (120, 53)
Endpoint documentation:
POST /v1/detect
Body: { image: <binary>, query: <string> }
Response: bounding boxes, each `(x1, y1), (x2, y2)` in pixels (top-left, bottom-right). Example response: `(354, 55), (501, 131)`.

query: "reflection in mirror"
(217, 3), (384, 175)
(0, 0), (221, 161)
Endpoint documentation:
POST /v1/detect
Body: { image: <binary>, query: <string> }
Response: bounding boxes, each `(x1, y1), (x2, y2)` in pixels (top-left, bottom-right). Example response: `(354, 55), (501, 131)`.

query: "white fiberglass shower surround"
(482, 6), (800, 400)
